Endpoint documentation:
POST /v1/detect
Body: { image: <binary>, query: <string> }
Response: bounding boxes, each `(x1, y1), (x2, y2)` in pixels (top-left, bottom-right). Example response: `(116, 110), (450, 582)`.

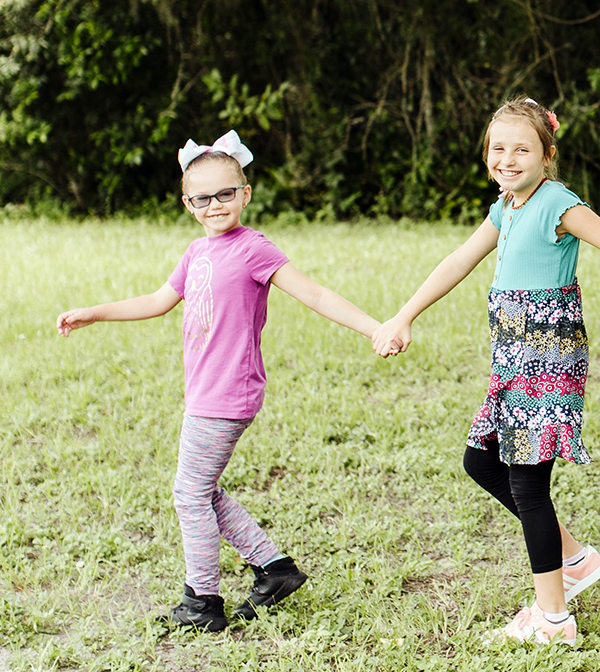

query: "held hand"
(367, 322), (401, 355)
(372, 316), (412, 358)
(56, 308), (97, 337)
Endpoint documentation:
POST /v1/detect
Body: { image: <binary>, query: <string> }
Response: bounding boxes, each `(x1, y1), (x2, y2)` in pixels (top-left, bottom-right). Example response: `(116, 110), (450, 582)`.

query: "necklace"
(512, 177), (548, 209)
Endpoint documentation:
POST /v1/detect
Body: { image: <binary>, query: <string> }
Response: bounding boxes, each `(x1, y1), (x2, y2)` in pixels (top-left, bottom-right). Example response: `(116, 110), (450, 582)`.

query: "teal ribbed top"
(489, 180), (587, 291)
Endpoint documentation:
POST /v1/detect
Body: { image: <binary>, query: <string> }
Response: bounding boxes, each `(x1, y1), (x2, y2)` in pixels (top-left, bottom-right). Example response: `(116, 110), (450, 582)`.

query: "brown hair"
(181, 151), (247, 195)
(482, 97), (559, 180)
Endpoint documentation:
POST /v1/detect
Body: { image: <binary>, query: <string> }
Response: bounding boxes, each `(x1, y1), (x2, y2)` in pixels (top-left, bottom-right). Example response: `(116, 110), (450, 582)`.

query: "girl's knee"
(173, 483), (217, 510)
(463, 445), (495, 484)
(463, 446), (478, 479)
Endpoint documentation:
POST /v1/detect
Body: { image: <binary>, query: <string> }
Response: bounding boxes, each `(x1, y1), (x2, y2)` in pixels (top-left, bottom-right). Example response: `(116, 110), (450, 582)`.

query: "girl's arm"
(557, 204), (600, 248)
(56, 282), (182, 337)
(269, 262), (380, 338)
(372, 216), (500, 357)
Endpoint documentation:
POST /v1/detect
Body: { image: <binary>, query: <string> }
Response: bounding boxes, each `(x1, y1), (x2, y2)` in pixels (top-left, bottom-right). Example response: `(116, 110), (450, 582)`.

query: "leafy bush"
(1, 0), (600, 218)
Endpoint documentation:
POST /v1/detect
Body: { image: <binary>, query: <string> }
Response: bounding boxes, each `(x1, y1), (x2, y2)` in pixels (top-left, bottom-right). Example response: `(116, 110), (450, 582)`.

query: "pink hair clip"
(546, 111), (560, 133)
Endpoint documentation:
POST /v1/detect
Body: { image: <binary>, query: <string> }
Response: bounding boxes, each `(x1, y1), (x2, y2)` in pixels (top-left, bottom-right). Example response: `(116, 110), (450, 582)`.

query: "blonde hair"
(181, 151), (247, 194)
(482, 97), (559, 181)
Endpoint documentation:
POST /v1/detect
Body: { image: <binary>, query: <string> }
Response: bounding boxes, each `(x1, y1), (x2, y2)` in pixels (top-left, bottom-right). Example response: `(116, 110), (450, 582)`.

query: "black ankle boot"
(234, 557), (308, 620)
(157, 584), (228, 631)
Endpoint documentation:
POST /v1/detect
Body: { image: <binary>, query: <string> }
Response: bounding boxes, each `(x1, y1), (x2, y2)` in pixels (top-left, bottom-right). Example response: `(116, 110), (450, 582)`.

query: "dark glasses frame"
(184, 186), (246, 209)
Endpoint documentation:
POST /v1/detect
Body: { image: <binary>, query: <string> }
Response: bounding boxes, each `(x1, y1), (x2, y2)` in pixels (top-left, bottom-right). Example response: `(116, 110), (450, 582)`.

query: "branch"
(509, 0), (600, 25)
(0, 161), (60, 193)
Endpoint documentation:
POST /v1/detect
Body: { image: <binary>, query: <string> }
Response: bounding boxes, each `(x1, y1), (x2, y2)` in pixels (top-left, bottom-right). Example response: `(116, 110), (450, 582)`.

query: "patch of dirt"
(0, 648), (11, 671)
(262, 465), (287, 490)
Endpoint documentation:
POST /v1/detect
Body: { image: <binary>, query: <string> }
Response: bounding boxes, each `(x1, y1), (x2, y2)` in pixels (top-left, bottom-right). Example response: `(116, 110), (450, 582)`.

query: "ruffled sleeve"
(488, 193), (507, 231)
(536, 182), (588, 245)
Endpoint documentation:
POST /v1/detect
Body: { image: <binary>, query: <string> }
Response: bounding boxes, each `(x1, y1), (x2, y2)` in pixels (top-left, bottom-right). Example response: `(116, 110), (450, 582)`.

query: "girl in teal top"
(489, 179), (583, 291)
(373, 98), (600, 646)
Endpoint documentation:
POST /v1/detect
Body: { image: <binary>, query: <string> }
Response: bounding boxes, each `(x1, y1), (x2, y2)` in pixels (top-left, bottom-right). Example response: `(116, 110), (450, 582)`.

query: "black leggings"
(463, 439), (562, 574)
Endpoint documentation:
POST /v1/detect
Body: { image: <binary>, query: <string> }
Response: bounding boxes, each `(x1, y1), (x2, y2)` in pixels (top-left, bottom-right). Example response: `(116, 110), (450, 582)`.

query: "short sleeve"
(243, 231), (289, 285)
(168, 242), (194, 298)
(536, 183), (587, 245)
(488, 195), (506, 230)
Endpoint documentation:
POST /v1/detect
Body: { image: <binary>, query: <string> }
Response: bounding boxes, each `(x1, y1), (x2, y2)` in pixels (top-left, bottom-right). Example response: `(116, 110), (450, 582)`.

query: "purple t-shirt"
(168, 226), (289, 419)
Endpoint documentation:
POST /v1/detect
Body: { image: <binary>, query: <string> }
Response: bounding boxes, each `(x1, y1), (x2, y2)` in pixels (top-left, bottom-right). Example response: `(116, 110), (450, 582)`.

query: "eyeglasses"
(185, 186), (245, 209)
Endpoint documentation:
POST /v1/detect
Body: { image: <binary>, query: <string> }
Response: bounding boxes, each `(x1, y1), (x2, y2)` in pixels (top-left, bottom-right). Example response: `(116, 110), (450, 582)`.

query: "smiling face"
(486, 117), (555, 205)
(182, 161), (252, 238)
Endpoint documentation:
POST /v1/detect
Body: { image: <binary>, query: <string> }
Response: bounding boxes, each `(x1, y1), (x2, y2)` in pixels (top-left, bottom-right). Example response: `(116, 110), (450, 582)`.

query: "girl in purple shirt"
(57, 131), (382, 631)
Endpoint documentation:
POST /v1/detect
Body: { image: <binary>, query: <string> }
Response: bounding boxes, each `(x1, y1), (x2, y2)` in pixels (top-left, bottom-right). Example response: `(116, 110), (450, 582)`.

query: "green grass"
(2, 213), (600, 671)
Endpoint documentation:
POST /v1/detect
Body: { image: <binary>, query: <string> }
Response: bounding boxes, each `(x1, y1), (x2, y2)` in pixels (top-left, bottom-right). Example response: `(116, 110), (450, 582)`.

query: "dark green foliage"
(1, 0), (600, 218)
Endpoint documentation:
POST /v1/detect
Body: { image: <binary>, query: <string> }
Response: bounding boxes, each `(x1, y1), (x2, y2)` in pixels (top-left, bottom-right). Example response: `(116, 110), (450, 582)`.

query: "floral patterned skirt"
(467, 283), (590, 465)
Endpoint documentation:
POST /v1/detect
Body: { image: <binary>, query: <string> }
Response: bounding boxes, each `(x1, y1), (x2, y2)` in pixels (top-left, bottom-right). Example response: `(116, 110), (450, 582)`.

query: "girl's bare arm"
(558, 204), (600, 249)
(270, 262), (380, 338)
(372, 216), (500, 357)
(57, 282), (182, 337)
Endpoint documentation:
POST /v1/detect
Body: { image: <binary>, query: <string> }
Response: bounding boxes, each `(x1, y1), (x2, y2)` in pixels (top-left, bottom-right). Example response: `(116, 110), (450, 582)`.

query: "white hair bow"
(178, 130), (253, 172)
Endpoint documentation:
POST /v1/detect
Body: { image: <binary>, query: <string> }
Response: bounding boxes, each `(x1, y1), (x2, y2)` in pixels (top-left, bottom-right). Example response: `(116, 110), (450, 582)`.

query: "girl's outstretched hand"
(56, 308), (96, 337)
(372, 316), (411, 358)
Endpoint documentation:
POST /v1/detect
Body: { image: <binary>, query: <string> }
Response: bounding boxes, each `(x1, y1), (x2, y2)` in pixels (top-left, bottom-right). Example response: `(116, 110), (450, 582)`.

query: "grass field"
(2, 213), (600, 671)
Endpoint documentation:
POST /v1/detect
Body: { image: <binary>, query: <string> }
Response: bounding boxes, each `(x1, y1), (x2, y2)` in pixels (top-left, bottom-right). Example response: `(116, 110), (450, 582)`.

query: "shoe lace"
(507, 607), (532, 634)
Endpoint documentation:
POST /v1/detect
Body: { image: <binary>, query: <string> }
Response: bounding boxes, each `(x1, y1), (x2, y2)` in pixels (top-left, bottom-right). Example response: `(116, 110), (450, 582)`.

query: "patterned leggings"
(173, 415), (280, 595)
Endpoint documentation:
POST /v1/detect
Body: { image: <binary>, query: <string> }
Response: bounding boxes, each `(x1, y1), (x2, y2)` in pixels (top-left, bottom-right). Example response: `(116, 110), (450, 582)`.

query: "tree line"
(1, 0), (600, 220)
